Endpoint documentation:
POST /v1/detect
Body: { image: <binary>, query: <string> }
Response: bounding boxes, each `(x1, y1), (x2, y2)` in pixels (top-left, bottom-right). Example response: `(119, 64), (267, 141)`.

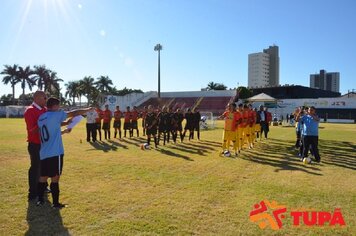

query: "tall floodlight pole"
(154, 43), (162, 98)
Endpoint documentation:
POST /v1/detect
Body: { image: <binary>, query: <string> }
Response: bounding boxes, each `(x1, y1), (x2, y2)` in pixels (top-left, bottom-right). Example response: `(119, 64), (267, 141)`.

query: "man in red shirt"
(24, 91), (47, 201)
(102, 104), (112, 139)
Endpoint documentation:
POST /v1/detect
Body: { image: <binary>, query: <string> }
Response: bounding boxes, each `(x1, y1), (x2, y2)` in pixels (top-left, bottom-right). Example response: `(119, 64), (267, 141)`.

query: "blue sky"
(1, 0), (355, 97)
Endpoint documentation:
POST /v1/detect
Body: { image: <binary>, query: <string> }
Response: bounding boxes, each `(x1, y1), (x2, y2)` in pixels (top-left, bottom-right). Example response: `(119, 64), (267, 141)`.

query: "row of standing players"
(220, 103), (272, 157)
(85, 104), (202, 147)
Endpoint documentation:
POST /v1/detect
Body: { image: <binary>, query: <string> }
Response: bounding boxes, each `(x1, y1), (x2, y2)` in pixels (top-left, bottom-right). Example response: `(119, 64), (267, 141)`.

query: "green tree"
(33, 65), (49, 90)
(18, 66), (35, 97)
(236, 86), (252, 99)
(65, 81), (81, 105)
(110, 87), (143, 96)
(1, 64), (20, 103)
(95, 76), (113, 94)
(45, 70), (63, 96)
(80, 76), (97, 105)
(206, 81), (227, 90)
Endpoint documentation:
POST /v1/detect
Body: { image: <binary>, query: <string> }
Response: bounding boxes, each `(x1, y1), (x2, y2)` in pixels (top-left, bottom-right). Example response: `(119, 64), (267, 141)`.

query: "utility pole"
(154, 44), (162, 98)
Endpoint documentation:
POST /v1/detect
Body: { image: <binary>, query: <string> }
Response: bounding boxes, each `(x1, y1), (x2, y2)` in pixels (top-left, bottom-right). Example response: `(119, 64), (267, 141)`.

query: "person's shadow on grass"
(25, 200), (69, 236)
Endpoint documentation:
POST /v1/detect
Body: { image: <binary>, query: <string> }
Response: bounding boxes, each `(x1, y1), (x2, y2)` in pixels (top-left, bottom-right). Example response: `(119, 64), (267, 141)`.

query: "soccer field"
(0, 118), (355, 235)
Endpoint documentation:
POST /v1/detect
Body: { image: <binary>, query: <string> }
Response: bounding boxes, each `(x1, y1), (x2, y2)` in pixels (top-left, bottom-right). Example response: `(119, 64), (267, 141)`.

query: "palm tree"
(206, 81), (218, 90)
(80, 76), (96, 105)
(206, 81), (227, 91)
(1, 64), (20, 102)
(65, 81), (81, 106)
(45, 71), (63, 95)
(18, 66), (35, 96)
(94, 76), (113, 94)
(33, 65), (49, 90)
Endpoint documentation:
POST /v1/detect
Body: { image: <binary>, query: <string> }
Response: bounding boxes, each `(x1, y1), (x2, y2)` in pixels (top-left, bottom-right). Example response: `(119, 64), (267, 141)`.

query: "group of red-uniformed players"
(93, 104), (202, 148)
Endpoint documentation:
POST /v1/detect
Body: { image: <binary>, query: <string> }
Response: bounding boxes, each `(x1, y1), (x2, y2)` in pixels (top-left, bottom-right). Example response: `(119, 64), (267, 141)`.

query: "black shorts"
(131, 121), (138, 129)
(124, 122), (131, 130)
(113, 120), (121, 128)
(146, 128), (157, 136)
(102, 122), (110, 130)
(184, 124), (193, 130)
(96, 123), (101, 130)
(40, 155), (64, 177)
(158, 125), (168, 133)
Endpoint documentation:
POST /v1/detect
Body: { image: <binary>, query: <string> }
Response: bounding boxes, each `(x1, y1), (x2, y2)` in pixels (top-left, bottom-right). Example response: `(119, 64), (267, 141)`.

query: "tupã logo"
(249, 200), (287, 230)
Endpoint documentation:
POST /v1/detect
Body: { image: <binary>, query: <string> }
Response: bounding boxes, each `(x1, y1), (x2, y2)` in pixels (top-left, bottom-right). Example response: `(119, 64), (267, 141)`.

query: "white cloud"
(78, 4), (82, 9)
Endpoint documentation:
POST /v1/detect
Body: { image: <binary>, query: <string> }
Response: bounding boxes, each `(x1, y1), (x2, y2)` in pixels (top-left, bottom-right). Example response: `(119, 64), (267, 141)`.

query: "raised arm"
(66, 107), (94, 118)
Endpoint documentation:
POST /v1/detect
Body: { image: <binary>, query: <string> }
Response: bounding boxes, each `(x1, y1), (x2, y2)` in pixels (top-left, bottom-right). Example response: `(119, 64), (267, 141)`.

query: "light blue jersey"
(300, 114), (319, 136)
(38, 110), (67, 160)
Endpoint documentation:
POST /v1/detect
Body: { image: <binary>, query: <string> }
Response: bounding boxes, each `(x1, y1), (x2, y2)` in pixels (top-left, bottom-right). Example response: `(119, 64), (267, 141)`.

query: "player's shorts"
(236, 128), (243, 140)
(177, 124), (183, 132)
(146, 127), (157, 135)
(223, 130), (236, 141)
(113, 120), (121, 128)
(102, 122), (110, 130)
(96, 123), (101, 130)
(184, 123), (193, 131)
(131, 120), (138, 129)
(40, 155), (64, 177)
(159, 125), (168, 133)
(124, 122), (131, 130)
(255, 123), (261, 132)
(193, 124), (200, 130)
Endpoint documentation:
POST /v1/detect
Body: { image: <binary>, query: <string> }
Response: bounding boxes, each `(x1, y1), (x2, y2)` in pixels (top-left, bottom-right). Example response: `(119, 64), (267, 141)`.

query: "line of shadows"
(157, 146), (194, 161)
(88, 140), (118, 152)
(240, 138), (323, 175)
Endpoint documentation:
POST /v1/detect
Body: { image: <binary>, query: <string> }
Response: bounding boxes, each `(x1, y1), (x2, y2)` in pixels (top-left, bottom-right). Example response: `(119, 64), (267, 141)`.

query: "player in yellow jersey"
(219, 103), (239, 157)
(234, 105), (243, 154)
(236, 103), (245, 151)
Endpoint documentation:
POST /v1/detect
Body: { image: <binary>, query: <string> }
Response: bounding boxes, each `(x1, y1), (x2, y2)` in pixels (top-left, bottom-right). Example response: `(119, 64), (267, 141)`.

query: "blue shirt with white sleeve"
(38, 110), (68, 160)
(300, 114), (319, 136)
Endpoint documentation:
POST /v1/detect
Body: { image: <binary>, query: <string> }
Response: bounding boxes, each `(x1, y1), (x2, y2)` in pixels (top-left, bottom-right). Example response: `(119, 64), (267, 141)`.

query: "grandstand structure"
(101, 90), (237, 116)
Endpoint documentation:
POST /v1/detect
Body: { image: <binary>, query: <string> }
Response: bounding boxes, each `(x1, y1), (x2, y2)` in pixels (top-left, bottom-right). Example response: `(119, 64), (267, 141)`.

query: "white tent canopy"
(247, 93), (277, 102)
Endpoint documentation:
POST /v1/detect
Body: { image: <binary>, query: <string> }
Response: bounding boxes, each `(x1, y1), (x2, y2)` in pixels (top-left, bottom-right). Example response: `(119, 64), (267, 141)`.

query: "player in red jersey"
(113, 106), (122, 139)
(95, 105), (103, 141)
(102, 104), (112, 139)
(123, 106), (132, 138)
(131, 106), (140, 137)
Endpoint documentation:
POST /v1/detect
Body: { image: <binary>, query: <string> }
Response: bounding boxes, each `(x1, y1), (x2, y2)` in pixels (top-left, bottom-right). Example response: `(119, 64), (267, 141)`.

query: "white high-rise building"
(248, 52), (270, 88)
(248, 45), (279, 88)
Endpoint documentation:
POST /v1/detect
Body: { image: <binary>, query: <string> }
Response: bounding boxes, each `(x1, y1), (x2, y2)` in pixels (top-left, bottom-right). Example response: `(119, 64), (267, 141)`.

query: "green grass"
(0, 118), (355, 235)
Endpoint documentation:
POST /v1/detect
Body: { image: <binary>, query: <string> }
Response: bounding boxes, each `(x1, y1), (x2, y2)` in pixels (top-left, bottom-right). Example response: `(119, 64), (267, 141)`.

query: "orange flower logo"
(249, 200), (287, 230)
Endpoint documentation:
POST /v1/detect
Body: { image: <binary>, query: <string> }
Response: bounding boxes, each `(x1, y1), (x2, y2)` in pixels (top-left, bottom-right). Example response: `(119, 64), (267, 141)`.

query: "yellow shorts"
(223, 130), (236, 141)
(236, 128), (243, 140)
(244, 126), (251, 136)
